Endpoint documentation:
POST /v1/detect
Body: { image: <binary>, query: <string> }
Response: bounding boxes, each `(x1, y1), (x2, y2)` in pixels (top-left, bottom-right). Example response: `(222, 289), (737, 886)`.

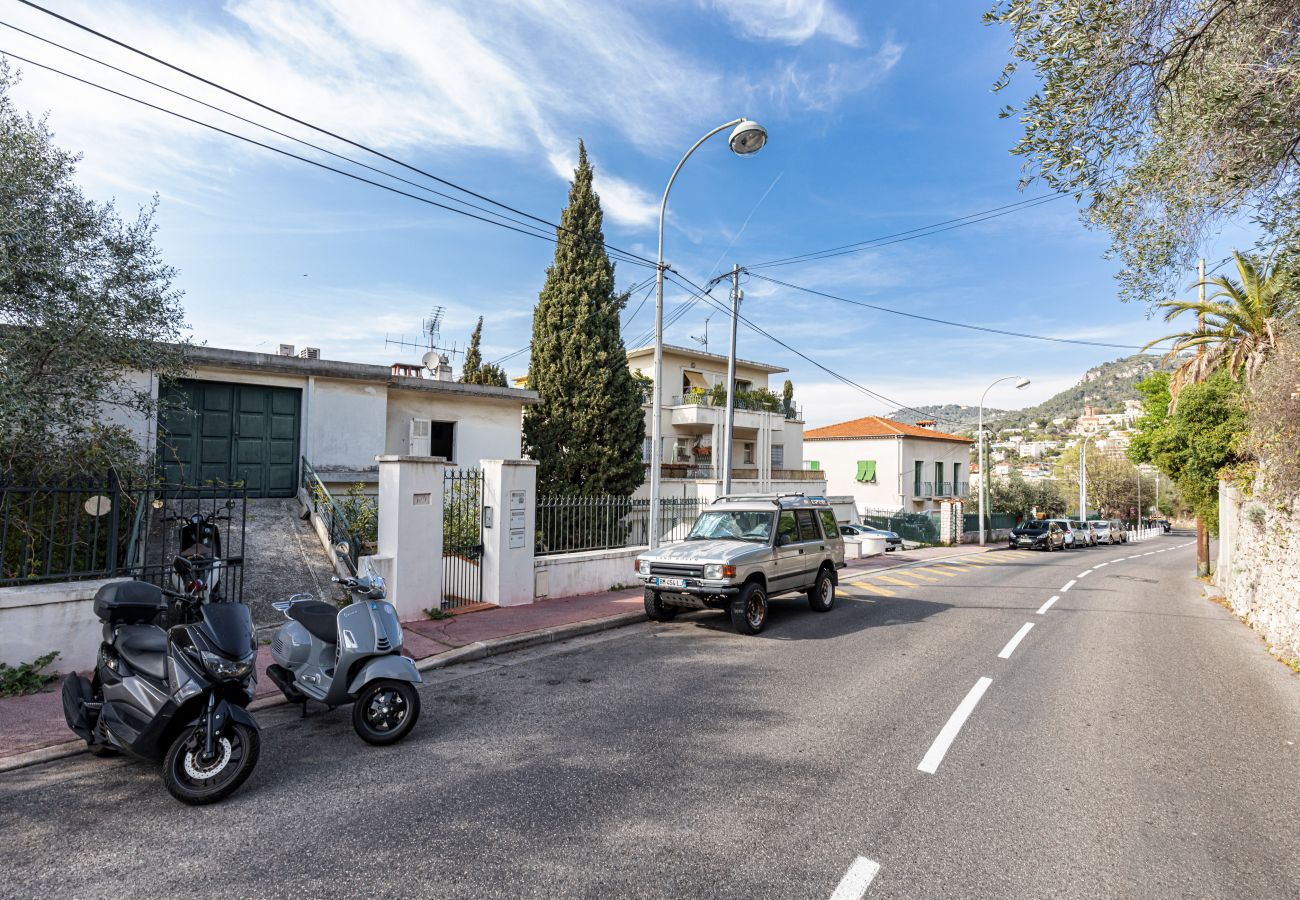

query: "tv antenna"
(690, 313), (714, 354)
(384, 306), (463, 372)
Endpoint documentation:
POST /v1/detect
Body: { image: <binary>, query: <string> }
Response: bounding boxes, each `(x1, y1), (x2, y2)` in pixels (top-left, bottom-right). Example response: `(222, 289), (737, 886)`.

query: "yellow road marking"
(935, 563), (974, 572)
(959, 556), (997, 566)
(849, 581), (896, 596)
(873, 574), (919, 587)
(919, 566), (959, 577)
(900, 568), (939, 582)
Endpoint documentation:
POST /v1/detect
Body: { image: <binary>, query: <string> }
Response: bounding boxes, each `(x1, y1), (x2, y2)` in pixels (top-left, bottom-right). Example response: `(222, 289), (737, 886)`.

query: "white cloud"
(755, 40), (904, 112)
(709, 0), (860, 45)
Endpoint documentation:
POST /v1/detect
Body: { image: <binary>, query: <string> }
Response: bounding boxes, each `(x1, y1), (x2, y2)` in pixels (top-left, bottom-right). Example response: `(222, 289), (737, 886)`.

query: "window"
(953, 462), (961, 490)
(914, 460), (923, 495)
(687, 511), (773, 543)
(770, 444), (784, 469)
(777, 511), (798, 544)
(643, 437), (652, 462)
(430, 422), (454, 460)
(735, 379), (752, 393)
(818, 508), (838, 539)
(795, 510), (821, 542)
(743, 442), (755, 465)
(934, 461), (944, 492)
(674, 437), (690, 463)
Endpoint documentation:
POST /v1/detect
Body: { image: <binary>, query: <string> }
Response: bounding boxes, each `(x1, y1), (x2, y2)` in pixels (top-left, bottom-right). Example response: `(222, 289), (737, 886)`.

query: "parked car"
(1008, 520), (1065, 551)
(635, 494), (846, 635)
(1047, 519), (1085, 549)
(1092, 520), (1126, 544)
(839, 522), (902, 551)
(1075, 520), (1099, 547)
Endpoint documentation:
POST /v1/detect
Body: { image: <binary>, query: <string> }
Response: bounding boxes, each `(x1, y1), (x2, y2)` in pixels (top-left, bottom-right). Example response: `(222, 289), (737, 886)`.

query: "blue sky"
(5, 0), (1248, 426)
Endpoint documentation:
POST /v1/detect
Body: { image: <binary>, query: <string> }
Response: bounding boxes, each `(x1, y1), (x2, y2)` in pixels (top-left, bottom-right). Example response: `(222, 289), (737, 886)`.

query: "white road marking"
(1078, 570), (1092, 578)
(1142, 552), (1155, 556)
(998, 622), (1035, 659)
(828, 856), (881, 900)
(1094, 562), (1109, 568)
(1036, 595), (1060, 615)
(1061, 579), (1077, 592)
(918, 677), (993, 774)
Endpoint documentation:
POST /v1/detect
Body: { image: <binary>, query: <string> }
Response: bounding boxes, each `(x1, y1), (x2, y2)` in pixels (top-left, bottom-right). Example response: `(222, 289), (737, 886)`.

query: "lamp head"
(728, 119), (767, 156)
(1014, 377), (1031, 389)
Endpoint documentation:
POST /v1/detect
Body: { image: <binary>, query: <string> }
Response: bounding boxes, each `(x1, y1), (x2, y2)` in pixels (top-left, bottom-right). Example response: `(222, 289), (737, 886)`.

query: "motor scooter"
(266, 569), (422, 745)
(156, 499), (236, 602)
(61, 577), (261, 804)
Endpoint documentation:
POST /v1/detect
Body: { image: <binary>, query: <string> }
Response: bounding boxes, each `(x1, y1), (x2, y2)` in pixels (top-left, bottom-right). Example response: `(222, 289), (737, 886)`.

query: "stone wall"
(1218, 480), (1300, 661)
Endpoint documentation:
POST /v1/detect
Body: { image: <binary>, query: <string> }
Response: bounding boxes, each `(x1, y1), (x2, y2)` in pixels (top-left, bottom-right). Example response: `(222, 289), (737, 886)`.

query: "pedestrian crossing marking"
(935, 563), (974, 572)
(849, 581), (896, 596)
(959, 556), (997, 566)
(902, 568), (940, 582)
(919, 566), (959, 577)
(873, 574), (920, 587)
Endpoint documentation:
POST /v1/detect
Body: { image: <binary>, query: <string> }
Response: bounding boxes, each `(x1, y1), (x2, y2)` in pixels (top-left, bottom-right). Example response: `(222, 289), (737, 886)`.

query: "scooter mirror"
(334, 541), (351, 556)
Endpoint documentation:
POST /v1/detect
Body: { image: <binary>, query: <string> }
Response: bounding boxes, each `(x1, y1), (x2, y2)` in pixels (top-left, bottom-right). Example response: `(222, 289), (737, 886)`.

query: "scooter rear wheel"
(352, 679), (420, 746)
(162, 721), (260, 805)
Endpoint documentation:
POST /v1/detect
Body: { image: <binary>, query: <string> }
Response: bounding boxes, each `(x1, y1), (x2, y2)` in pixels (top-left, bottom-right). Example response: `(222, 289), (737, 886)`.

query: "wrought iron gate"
(441, 468), (483, 609)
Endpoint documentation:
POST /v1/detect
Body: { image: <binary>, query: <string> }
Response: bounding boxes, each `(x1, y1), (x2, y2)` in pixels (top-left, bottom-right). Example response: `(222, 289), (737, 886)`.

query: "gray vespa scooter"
(266, 571), (422, 744)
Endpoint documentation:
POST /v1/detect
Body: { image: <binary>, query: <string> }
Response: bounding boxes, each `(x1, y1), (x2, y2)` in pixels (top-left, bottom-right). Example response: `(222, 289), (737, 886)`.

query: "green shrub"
(0, 651), (60, 697)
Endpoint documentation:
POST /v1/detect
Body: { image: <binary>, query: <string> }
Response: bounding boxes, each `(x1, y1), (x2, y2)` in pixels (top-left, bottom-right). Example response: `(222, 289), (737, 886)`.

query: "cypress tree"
(461, 317), (507, 386)
(523, 142), (646, 498)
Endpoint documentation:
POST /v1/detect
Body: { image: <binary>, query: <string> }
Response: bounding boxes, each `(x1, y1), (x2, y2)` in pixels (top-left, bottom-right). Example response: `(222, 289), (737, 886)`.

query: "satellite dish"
(421, 350), (439, 370)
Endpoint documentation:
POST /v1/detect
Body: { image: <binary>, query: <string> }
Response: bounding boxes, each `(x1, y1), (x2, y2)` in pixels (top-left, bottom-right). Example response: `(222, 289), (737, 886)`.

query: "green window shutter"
(855, 460), (877, 482)
(808, 460), (820, 471)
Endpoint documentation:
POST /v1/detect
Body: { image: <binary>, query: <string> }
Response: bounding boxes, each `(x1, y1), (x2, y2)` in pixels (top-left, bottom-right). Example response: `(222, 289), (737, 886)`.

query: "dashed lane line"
(918, 677), (993, 774)
(1061, 579), (1077, 592)
(1077, 570), (1092, 578)
(997, 622), (1035, 660)
(1036, 595), (1060, 615)
(828, 856), (881, 900)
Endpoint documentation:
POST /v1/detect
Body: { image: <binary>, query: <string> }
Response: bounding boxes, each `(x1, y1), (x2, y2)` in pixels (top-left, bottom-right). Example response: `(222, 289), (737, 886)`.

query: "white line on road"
(918, 677), (993, 774)
(1061, 579), (1077, 592)
(828, 856), (881, 900)
(1078, 570), (1092, 578)
(998, 623), (1035, 659)
(1036, 595), (1060, 615)
(1142, 552), (1154, 556)
(1094, 562), (1109, 568)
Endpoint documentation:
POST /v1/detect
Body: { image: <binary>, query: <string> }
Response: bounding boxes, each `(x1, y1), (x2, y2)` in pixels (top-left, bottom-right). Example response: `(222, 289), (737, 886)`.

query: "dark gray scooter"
(266, 572), (422, 744)
(62, 580), (261, 805)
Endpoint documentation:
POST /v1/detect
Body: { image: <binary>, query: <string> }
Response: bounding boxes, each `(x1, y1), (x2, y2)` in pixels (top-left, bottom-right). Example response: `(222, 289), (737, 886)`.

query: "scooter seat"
(288, 600), (339, 644)
(115, 625), (169, 681)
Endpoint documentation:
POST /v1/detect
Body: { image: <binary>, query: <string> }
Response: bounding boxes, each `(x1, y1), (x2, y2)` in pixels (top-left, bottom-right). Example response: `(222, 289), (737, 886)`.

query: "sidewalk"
(0, 544), (997, 770)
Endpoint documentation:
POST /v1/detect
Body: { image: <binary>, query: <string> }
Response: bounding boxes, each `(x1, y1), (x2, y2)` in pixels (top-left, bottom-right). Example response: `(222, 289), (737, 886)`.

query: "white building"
(803, 416), (974, 515)
(114, 345), (538, 497)
(624, 344), (824, 501)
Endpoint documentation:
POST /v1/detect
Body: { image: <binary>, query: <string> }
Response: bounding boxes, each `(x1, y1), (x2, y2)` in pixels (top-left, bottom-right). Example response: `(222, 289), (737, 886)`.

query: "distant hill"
(889, 354), (1167, 433)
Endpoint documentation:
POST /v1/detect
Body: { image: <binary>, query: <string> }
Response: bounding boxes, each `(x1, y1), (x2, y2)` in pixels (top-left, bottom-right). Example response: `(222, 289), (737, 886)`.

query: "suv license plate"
(655, 577), (686, 589)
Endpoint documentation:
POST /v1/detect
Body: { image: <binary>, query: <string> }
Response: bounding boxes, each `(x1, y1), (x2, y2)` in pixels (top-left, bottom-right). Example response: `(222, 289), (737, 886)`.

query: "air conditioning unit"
(278, 344), (295, 357)
(298, 347), (320, 359)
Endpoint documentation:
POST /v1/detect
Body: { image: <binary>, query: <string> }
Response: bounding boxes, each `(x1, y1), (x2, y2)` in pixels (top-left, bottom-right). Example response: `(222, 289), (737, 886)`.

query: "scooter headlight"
(201, 651), (255, 681)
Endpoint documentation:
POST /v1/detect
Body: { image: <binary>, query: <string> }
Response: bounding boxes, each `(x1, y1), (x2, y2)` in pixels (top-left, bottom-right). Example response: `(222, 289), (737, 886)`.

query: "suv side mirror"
(778, 534), (792, 547)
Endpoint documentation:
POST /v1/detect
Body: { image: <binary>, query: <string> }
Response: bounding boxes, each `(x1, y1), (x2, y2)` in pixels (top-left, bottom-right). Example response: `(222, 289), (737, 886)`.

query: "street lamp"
(978, 376), (1031, 546)
(1079, 434), (1090, 522)
(648, 118), (768, 549)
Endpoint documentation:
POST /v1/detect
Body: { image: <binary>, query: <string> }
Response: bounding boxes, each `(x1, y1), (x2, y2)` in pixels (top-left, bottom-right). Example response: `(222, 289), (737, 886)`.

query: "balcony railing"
(910, 481), (969, 499)
(667, 393), (802, 421)
(646, 463), (824, 482)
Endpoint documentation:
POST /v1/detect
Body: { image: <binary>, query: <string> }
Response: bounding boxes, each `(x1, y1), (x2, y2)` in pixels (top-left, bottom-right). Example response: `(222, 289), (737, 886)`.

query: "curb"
(0, 609), (647, 776)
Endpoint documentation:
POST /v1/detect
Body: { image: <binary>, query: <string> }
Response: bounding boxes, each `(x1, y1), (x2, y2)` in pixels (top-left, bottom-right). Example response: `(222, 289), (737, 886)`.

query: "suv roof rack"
(711, 492), (829, 508)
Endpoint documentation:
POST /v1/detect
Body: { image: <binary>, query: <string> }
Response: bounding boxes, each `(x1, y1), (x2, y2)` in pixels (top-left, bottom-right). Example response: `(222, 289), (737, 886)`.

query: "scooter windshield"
(199, 602), (255, 658)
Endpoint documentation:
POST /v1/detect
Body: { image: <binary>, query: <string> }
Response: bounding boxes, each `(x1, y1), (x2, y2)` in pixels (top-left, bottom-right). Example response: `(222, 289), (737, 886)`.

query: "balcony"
(646, 463), (825, 483)
(667, 393), (802, 421)
(909, 481), (969, 500)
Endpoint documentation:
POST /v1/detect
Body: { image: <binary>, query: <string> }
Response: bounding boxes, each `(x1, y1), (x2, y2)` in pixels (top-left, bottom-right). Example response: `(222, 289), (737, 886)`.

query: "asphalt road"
(2, 532), (1297, 899)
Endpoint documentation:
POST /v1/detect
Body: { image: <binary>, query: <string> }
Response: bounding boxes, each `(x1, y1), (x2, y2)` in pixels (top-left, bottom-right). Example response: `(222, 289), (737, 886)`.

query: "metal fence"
(963, 512), (1019, 533)
(0, 480), (246, 602)
(300, 458), (364, 574)
(859, 508), (942, 545)
(441, 468), (484, 609)
(536, 495), (704, 556)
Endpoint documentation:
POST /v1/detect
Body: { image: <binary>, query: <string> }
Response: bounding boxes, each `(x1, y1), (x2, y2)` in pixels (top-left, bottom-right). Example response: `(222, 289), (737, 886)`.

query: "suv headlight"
(636, 558), (651, 576)
(201, 650), (255, 681)
(703, 564), (736, 580)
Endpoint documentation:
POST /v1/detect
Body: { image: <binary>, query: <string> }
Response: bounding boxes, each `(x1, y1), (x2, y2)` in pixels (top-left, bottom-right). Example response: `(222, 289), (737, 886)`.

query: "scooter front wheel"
(352, 679), (420, 746)
(162, 721), (260, 805)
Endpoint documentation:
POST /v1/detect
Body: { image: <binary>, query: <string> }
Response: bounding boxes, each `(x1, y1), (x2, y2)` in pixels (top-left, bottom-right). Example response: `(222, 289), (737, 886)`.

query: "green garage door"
(158, 380), (301, 497)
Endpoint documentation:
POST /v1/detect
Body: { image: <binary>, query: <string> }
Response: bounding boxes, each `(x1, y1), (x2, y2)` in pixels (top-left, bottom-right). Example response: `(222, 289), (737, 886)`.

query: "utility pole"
(1196, 257), (1211, 575)
(720, 264), (741, 496)
(1078, 437), (1088, 520)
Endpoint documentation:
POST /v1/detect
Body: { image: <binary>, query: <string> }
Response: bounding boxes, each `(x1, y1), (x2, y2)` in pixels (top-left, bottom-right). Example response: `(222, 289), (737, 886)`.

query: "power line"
(0, 20), (652, 269)
(13, 1), (659, 269)
(0, 47), (658, 271)
(665, 271), (974, 429)
(746, 271), (1175, 351)
(744, 193), (1069, 270)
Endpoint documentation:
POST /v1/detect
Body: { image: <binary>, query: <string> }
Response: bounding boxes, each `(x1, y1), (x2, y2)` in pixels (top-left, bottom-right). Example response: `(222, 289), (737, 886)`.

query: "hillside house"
(803, 416), (974, 515)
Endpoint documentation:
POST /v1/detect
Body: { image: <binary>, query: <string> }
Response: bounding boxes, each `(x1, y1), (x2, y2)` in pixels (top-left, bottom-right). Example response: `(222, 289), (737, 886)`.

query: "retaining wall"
(1218, 480), (1300, 660)
(0, 578), (126, 671)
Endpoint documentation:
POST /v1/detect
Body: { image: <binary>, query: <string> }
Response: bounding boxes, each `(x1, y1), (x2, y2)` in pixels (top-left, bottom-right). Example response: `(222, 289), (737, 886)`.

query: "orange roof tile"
(804, 415), (974, 443)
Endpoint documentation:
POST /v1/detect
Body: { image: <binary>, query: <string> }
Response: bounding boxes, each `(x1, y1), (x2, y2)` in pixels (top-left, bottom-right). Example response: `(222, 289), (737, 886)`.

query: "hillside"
(889, 354), (1167, 432)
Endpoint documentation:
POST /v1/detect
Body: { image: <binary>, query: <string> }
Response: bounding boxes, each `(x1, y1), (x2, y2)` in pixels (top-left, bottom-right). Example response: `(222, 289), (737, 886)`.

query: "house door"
(158, 380), (301, 498)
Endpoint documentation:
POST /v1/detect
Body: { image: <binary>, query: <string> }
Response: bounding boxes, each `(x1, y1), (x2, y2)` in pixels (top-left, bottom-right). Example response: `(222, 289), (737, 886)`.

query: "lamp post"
(648, 119), (768, 549)
(978, 376), (1031, 546)
(1078, 435), (1090, 521)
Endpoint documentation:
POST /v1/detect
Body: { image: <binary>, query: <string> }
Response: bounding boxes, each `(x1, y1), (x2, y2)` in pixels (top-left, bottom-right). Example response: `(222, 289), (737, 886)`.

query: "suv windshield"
(687, 510), (775, 543)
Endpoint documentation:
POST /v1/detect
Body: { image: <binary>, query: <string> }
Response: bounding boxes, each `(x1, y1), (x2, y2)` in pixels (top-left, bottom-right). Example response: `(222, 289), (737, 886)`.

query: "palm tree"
(1144, 251), (1295, 400)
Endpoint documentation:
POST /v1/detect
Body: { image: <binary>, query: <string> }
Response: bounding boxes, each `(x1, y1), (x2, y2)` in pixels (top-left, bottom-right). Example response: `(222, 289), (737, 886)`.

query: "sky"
(3, 0), (1250, 427)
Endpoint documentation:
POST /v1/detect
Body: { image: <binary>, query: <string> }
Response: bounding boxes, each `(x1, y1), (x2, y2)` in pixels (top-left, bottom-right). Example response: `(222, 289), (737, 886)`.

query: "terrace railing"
(536, 495), (704, 556)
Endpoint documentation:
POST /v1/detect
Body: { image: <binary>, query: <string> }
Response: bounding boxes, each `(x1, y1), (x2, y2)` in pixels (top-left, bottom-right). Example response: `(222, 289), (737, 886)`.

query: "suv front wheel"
(730, 582), (769, 635)
(644, 590), (679, 622)
(807, 568), (835, 612)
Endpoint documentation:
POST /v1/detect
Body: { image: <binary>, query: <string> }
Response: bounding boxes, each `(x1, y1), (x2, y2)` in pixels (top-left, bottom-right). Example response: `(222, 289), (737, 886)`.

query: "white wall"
(385, 389), (524, 468)
(0, 579), (124, 671)
(807, 436), (970, 514)
(534, 547), (643, 599)
(99, 370), (158, 457)
(307, 378), (387, 470)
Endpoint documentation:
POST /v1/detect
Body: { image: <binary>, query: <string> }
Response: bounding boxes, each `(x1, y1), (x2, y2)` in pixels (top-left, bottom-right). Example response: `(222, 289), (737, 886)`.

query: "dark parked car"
(1009, 520), (1065, 551)
(840, 523), (903, 551)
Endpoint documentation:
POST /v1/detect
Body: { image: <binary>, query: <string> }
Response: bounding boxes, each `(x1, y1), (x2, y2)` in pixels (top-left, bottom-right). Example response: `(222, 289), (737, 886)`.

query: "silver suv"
(635, 494), (846, 635)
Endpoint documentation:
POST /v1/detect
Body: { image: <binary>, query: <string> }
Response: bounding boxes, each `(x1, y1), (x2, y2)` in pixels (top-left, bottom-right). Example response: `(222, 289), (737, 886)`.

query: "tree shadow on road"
(680, 594), (953, 641)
